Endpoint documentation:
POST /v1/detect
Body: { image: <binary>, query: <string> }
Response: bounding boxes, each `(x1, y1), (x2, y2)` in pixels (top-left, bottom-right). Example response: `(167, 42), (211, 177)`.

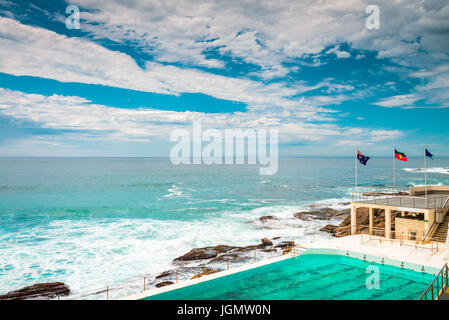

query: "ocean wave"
(162, 184), (184, 198)
(404, 167), (449, 175)
(408, 182), (445, 187)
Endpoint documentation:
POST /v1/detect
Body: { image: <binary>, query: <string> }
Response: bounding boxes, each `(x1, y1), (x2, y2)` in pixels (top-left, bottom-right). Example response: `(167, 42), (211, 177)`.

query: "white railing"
(335, 224), (446, 250)
(351, 192), (448, 209)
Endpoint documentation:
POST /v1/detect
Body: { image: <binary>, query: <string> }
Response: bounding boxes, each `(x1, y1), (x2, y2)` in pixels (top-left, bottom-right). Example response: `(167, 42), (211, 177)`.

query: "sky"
(0, 0), (448, 157)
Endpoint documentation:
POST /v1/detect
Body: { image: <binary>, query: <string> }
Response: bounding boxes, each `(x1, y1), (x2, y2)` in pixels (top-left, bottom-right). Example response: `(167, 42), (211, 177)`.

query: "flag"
(394, 149), (408, 161)
(425, 148), (433, 159)
(357, 150), (370, 165)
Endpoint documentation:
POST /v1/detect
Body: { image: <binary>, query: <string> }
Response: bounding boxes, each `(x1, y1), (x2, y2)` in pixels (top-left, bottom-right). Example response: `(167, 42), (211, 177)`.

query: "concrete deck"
(308, 235), (449, 270)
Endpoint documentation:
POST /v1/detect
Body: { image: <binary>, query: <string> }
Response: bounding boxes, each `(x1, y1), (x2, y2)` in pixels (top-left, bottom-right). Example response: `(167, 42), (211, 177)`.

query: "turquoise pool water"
(143, 254), (435, 300)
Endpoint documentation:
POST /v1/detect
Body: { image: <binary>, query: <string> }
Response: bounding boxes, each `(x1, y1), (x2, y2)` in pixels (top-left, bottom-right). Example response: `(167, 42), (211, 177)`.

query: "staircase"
(433, 213), (449, 243)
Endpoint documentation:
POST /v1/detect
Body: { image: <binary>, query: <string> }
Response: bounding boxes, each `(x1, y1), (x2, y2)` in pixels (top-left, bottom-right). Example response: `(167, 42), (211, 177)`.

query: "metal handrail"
(337, 224), (445, 247)
(423, 220), (438, 241)
(442, 196), (449, 208)
(419, 263), (448, 300)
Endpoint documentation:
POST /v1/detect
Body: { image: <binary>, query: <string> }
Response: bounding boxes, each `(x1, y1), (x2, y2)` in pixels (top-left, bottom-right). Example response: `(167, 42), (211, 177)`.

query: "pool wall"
(121, 246), (439, 300)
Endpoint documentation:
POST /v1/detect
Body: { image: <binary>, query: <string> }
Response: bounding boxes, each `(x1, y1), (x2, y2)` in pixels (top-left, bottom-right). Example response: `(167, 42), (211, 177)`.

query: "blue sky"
(0, 0), (448, 157)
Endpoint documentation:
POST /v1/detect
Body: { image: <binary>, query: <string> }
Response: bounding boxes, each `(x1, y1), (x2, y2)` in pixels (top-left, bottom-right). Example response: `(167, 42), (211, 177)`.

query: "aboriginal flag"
(357, 150), (370, 165)
(394, 149), (408, 161)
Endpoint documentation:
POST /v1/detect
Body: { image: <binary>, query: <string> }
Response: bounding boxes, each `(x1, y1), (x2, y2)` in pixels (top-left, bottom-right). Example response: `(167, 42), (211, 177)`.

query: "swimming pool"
(142, 254), (435, 300)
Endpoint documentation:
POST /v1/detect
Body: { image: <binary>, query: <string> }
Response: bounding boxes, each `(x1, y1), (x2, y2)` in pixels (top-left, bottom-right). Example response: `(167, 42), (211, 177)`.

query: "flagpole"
(355, 149), (358, 199)
(393, 148), (396, 195)
(424, 146), (427, 198)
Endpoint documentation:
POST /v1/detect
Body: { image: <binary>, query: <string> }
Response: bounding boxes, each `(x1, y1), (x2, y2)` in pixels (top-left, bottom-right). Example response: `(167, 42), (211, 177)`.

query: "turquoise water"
(0, 157), (448, 296)
(143, 254), (435, 300)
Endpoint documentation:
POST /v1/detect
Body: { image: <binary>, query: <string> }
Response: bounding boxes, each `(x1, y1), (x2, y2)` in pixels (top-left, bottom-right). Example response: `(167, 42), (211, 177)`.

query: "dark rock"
(174, 240), (272, 267)
(275, 241), (294, 248)
(173, 245), (238, 262)
(0, 282), (70, 300)
(191, 269), (219, 280)
(261, 237), (273, 246)
(334, 208), (350, 217)
(209, 253), (250, 264)
(155, 281), (174, 288)
(294, 208), (340, 221)
(339, 207), (369, 227)
(237, 244), (264, 252)
(362, 191), (408, 197)
(259, 215), (279, 223)
(320, 224), (338, 234)
(272, 236), (281, 240)
(155, 270), (173, 279)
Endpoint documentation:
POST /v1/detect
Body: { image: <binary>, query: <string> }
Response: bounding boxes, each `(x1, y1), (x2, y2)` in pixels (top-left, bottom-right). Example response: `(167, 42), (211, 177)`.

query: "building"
(350, 185), (449, 242)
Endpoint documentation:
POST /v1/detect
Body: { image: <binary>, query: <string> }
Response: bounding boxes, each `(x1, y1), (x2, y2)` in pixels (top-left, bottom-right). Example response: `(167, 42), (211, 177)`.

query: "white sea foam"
(163, 184), (184, 198)
(404, 167), (449, 175)
(409, 182), (445, 187)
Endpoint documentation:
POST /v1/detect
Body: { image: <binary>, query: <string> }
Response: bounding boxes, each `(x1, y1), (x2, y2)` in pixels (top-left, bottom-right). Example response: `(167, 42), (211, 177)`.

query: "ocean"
(1, 157), (448, 298)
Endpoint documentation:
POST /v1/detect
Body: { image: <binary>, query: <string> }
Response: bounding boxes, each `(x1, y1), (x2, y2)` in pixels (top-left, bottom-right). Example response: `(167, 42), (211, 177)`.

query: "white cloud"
(372, 94), (420, 108)
(64, 0), (449, 76)
(37, 0), (449, 110)
(0, 88), (402, 149)
(0, 17), (341, 115)
(326, 46), (351, 59)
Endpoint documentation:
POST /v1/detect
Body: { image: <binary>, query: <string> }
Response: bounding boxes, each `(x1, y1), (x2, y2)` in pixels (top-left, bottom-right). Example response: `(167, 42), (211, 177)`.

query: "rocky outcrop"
(155, 270), (174, 279)
(173, 245), (238, 262)
(261, 237), (273, 246)
(209, 253), (250, 264)
(320, 224), (338, 234)
(0, 282), (69, 300)
(274, 241), (294, 248)
(259, 215), (279, 223)
(155, 281), (174, 288)
(294, 208), (350, 221)
(191, 269), (219, 280)
(340, 207), (370, 226)
(173, 238), (274, 263)
(362, 191), (408, 197)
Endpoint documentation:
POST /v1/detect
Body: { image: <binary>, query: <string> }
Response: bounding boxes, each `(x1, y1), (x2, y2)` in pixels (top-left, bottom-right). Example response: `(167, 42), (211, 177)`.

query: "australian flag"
(357, 150), (370, 165)
(425, 148), (433, 159)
